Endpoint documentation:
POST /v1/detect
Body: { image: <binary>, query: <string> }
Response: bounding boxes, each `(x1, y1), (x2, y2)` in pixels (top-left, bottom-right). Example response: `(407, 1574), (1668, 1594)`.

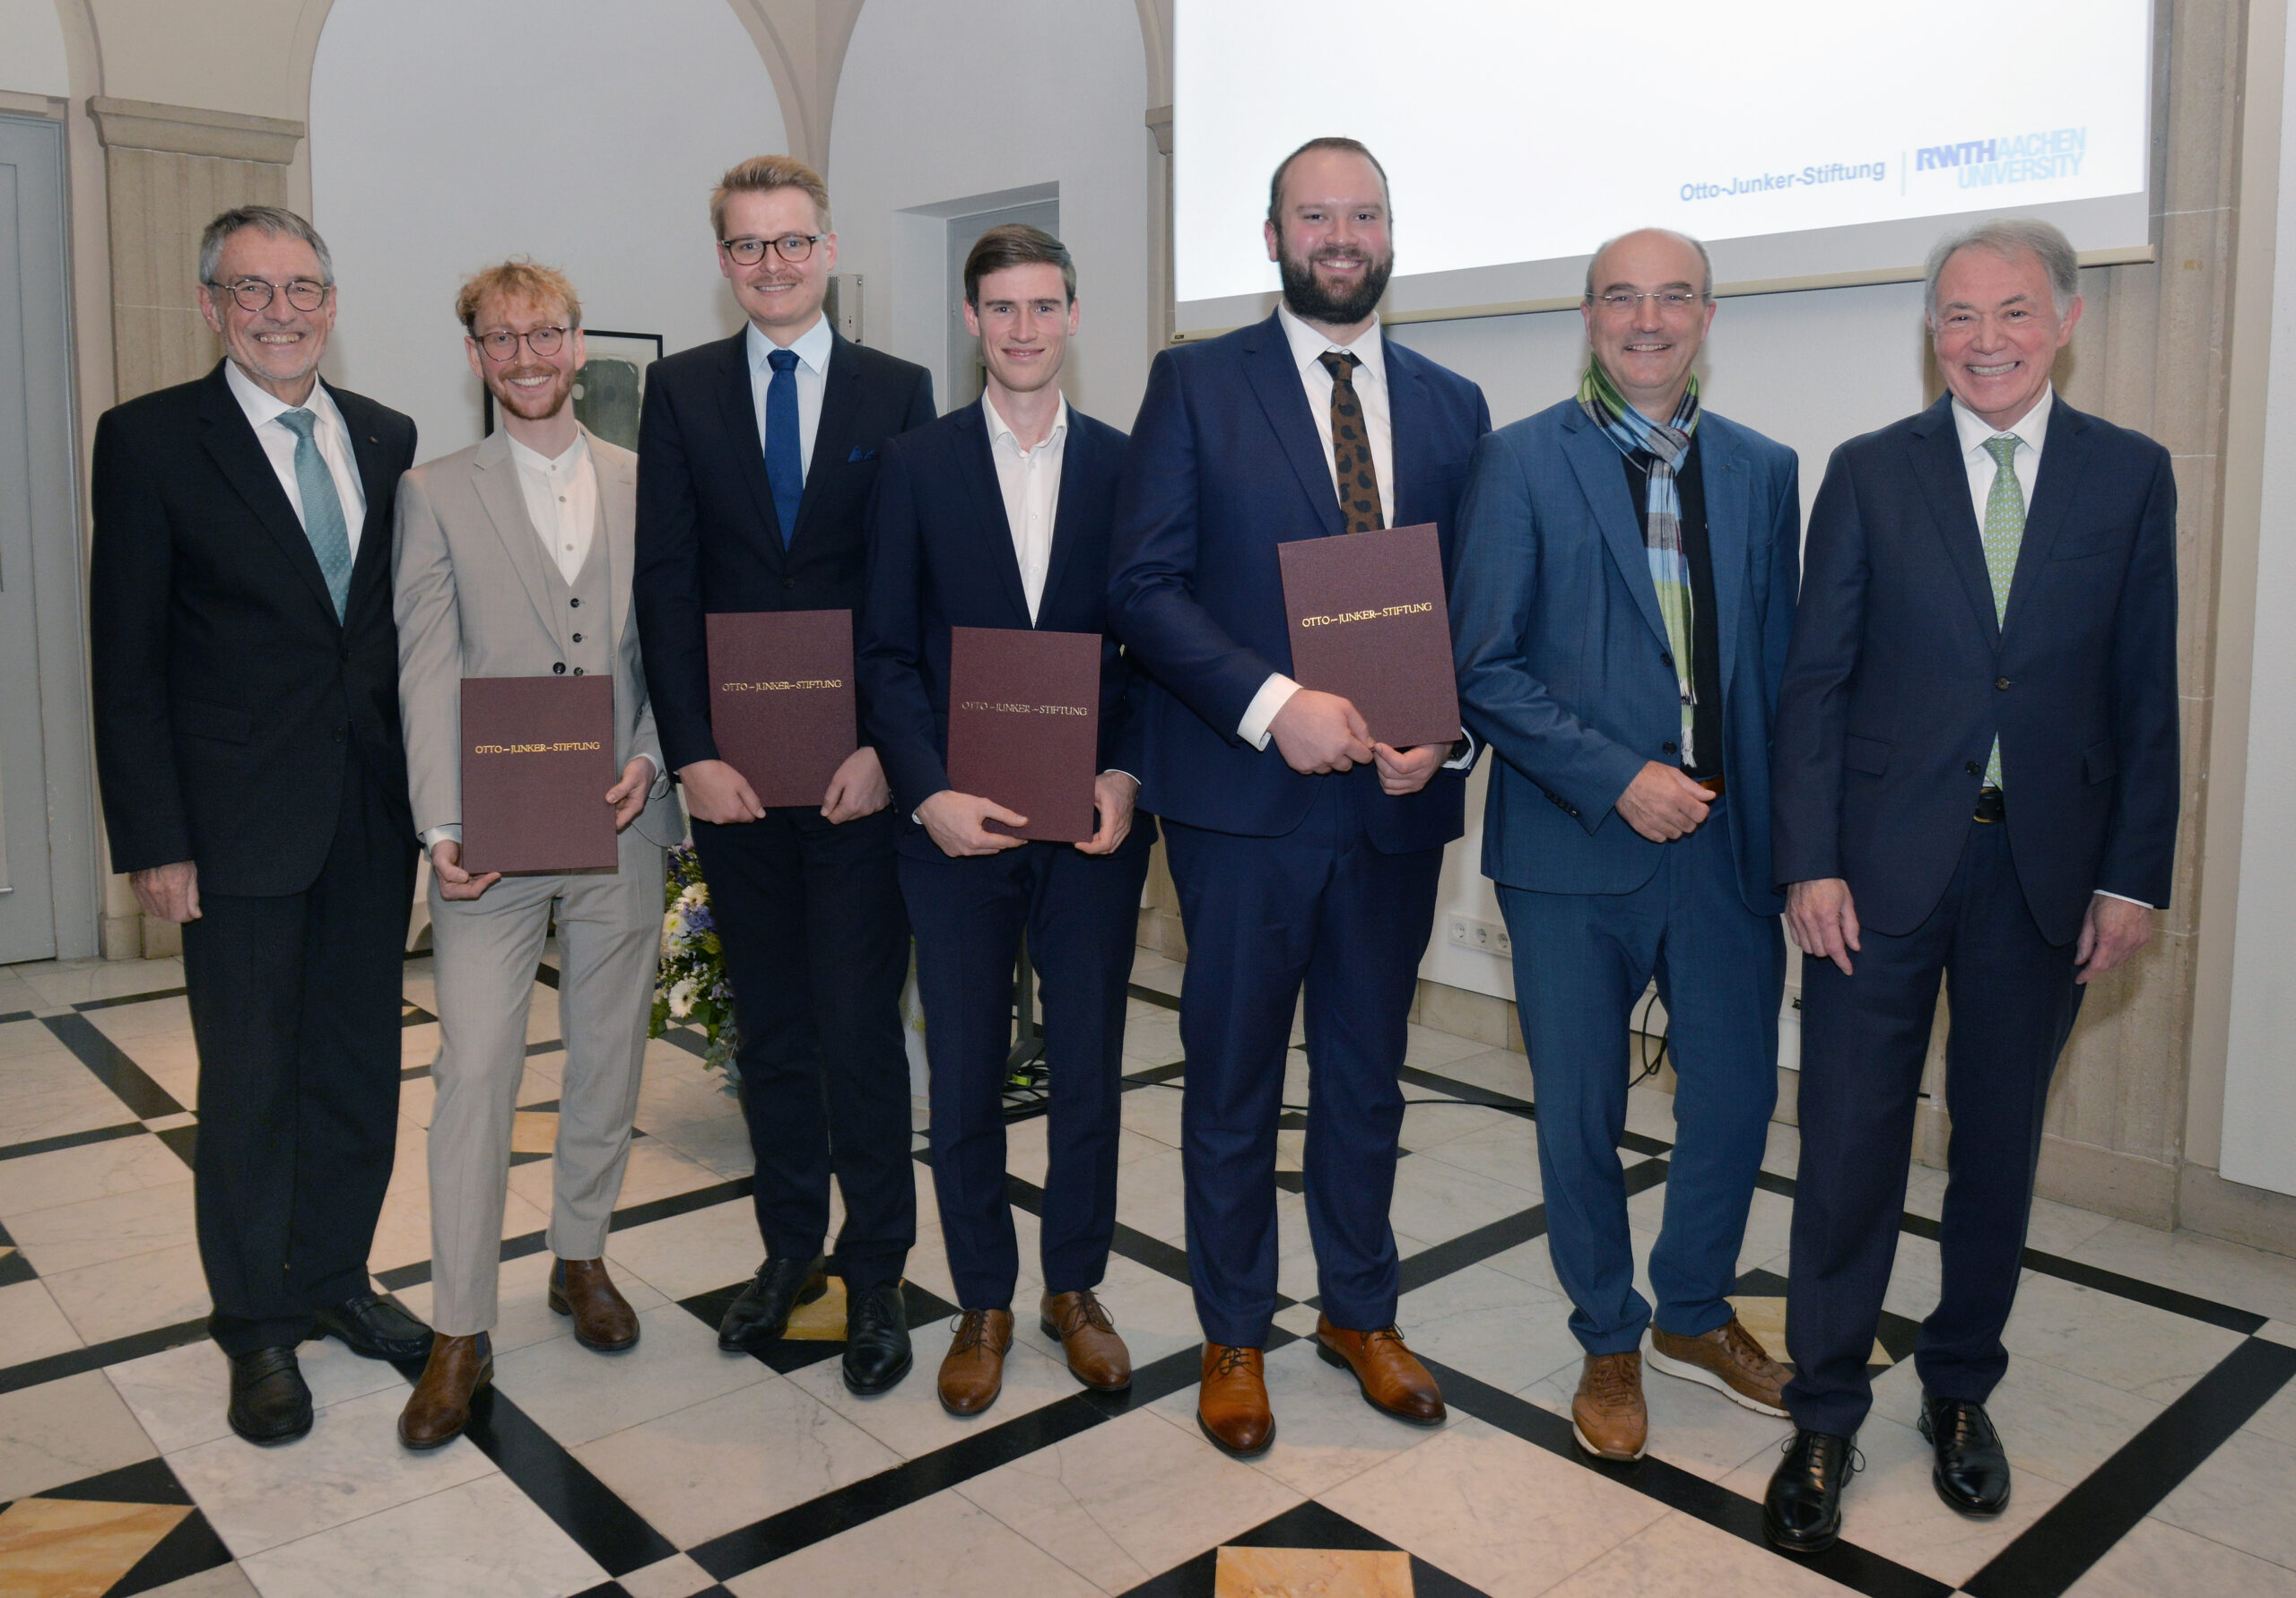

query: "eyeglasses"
(720, 234), (825, 266)
(1592, 291), (1708, 314)
(474, 325), (570, 361)
(209, 277), (330, 313)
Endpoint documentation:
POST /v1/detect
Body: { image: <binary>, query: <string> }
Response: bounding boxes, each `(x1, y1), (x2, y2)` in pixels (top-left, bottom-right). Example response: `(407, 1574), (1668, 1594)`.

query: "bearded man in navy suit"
(1109, 137), (1490, 1456)
(1765, 218), (2178, 1552)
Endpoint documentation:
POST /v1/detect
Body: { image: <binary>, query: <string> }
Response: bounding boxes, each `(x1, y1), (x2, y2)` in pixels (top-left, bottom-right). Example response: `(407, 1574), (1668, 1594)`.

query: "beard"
(491, 364), (574, 422)
(1277, 242), (1393, 326)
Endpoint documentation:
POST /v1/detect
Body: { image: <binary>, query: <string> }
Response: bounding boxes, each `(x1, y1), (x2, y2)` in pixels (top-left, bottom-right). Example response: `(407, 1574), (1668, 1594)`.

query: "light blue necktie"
(1979, 433), (2025, 788)
(275, 407), (353, 620)
(764, 347), (803, 547)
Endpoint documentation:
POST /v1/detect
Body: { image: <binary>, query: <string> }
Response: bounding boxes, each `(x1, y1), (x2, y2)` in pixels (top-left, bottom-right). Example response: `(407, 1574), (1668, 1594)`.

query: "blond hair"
(455, 258), (582, 334)
(710, 154), (831, 239)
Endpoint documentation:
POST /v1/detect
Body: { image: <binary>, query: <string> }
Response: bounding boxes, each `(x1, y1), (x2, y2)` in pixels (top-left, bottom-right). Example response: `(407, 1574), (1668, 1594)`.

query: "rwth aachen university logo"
(1678, 126), (2087, 203)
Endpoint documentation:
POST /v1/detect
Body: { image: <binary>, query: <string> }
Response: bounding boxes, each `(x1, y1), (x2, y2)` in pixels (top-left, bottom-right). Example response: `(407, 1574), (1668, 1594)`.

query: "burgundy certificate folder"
(706, 610), (857, 809)
(1278, 522), (1461, 750)
(945, 626), (1101, 843)
(459, 675), (618, 875)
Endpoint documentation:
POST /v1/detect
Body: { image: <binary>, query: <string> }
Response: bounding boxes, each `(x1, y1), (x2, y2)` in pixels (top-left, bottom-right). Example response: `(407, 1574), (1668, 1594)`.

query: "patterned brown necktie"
(1318, 349), (1385, 534)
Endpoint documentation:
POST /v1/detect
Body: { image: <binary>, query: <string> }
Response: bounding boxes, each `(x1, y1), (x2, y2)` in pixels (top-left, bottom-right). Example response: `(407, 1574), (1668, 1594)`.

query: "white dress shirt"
(224, 360), (367, 551)
(981, 391), (1067, 622)
(508, 430), (599, 586)
(747, 314), (833, 488)
(1950, 385), (2144, 909)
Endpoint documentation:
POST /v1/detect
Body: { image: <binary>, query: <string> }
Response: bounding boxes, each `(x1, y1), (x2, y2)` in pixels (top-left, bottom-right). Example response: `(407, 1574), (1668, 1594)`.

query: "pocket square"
(848, 445), (877, 463)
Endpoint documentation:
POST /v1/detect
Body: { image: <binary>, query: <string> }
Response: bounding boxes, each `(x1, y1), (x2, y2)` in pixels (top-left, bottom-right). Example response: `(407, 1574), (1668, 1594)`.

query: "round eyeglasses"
(720, 233), (825, 266)
(474, 326), (570, 361)
(209, 277), (331, 313)
(1592, 291), (1707, 314)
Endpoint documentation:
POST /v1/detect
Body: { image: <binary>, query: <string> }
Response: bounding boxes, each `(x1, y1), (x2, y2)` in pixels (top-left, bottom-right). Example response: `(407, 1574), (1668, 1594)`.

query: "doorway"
(0, 113), (98, 963)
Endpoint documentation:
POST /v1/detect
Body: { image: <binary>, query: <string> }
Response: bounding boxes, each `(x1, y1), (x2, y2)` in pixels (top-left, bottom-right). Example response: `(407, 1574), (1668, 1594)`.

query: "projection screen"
(1172, 0), (2154, 335)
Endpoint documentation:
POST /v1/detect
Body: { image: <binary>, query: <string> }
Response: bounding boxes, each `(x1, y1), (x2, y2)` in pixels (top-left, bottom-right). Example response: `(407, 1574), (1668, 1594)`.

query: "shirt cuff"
(1100, 769), (1140, 786)
(2094, 890), (2154, 909)
(1239, 674), (1301, 751)
(1442, 728), (1478, 770)
(420, 824), (463, 851)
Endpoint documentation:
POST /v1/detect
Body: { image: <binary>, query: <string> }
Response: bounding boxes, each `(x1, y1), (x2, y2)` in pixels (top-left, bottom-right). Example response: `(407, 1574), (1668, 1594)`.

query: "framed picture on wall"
(483, 329), (663, 451)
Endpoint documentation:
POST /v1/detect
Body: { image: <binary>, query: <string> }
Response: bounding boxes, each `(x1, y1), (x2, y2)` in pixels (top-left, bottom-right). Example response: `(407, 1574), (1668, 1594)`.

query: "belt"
(1694, 774), (1726, 799)
(1974, 786), (2005, 823)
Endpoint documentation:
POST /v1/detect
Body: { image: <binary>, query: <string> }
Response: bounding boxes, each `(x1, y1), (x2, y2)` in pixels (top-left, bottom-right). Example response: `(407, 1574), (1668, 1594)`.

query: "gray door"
(0, 115), (96, 963)
(945, 198), (1060, 408)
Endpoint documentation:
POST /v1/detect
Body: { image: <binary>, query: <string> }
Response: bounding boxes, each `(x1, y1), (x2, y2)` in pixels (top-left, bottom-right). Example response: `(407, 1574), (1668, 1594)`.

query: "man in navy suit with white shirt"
(1765, 218), (2179, 1551)
(1109, 138), (1491, 1456)
(633, 156), (934, 1396)
(861, 225), (1152, 1418)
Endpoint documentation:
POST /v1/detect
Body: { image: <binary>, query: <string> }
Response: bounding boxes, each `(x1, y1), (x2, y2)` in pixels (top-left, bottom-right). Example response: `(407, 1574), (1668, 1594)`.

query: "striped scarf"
(1578, 361), (1701, 769)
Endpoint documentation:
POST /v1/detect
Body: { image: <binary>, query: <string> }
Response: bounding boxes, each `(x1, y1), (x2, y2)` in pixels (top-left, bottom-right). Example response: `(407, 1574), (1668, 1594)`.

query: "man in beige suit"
(392, 260), (683, 1448)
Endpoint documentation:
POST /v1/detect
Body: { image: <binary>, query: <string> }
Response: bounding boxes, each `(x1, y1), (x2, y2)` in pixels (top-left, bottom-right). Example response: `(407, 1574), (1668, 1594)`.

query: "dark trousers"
(1163, 783), (1442, 1348)
(900, 821), (1155, 1311)
(1785, 818), (2083, 1437)
(1497, 800), (1784, 1354)
(180, 746), (416, 1357)
(693, 804), (915, 1289)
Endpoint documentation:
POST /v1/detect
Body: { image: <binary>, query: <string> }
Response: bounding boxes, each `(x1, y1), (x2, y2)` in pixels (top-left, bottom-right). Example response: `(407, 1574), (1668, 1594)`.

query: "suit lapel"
(335, 386), (397, 623)
(1909, 395), (2001, 647)
(1241, 315), (1344, 539)
(954, 402), (1034, 626)
(196, 365), (339, 625)
(1698, 422), (1749, 701)
(795, 332), (864, 551)
(595, 431), (639, 652)
(714, 330), (787, 555)
(1562, 410), (1670, 654)
(1385, 342), (1435, 526)
(470, 430), (561, 642)
(2003, 398), (2092, 639)
(1039, 414), (1095, 625)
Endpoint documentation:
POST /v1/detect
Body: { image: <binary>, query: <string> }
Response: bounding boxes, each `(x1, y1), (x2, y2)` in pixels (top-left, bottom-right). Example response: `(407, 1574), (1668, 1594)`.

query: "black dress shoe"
(1764, 1428), (1859, 1554)
(1920, 1393), (2012, 1515)
(718, 1255), (830, 1352)
(228, 1347), (313, 1446)
(313, 1292), (432, 1361)
(842, 1281), (913, 1395)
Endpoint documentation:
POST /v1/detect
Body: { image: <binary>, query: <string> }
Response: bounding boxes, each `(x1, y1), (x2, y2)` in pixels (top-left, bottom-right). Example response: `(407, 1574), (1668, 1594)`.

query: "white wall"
(2222, 28), (2296, 1200)
(825, 0), (1152, 426)
(0, 0), (68, 96)
(308, 0), (785, 464)
(1388, 280), (1932, 1004)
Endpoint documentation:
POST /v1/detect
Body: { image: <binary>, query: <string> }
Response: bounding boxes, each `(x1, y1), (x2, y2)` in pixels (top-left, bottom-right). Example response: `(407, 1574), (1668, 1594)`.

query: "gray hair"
(1583, 228), (1713, 300)
(197, 205), (335, 288)
(1923, 216), (2078, 322)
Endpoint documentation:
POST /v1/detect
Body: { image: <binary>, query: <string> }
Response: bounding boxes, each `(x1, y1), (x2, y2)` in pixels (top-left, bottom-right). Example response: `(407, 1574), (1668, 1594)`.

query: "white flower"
(667, 977), (697, 1019)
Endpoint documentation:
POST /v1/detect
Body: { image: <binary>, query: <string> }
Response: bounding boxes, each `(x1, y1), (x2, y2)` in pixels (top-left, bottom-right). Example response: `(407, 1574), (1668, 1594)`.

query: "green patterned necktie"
(1980, 432), (2024, 787)
(276, 407), (353, 621)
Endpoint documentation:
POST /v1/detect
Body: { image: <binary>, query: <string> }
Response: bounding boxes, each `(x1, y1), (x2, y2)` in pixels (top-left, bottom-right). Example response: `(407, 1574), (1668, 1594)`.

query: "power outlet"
(1446, 916), (1513, 958)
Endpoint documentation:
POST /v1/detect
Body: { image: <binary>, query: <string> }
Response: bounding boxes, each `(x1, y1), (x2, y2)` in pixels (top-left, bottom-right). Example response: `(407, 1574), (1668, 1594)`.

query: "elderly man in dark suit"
(1109, 137), (1490, 1456)
(90, 205), (427, 1445)
(633, 155), (934, 1395)
(861, 224), (1152, 1418)
(1765, 217), (2179, 1552)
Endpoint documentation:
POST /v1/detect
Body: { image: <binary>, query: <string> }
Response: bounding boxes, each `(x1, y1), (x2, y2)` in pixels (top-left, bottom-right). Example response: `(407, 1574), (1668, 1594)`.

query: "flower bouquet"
(651, 843), (741, 1081)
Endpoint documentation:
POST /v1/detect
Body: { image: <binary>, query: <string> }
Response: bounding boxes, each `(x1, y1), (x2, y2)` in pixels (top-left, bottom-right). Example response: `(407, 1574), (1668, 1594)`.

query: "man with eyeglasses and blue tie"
(90, 205), (428, 1446)
(634, 156), (935, 1394)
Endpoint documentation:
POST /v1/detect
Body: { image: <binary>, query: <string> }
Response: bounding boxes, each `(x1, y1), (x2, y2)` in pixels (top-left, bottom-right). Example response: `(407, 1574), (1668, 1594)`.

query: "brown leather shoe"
(1314, 1316), (1446, 1425)
(937, 1309), (1014, 1416)
(1040, 1290), (1131, 1392)
(1648, 1316), (1789, 1417)
(397, 1333), (492, 1450)
(1572, 1350), (1648, 1461)
(1197, 1343), (1274, 1458)
(549, 1257), (639, 1352)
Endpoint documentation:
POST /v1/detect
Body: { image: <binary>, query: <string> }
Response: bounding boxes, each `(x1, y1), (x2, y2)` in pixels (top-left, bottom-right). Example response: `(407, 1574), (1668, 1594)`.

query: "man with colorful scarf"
(1450, 228), (1801, 1461)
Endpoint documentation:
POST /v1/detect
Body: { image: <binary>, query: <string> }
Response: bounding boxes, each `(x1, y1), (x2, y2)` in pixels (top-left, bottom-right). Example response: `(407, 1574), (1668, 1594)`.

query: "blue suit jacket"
(1451, 398), (1800, 913)
(1771, 392), (2179, 944)
(858, 400), (1144, 856)
(1107, 313), (1492, 850)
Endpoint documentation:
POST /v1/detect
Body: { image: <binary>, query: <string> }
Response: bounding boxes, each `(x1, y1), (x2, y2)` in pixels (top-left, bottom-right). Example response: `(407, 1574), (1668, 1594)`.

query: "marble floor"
(3, 949), (2295, 1597)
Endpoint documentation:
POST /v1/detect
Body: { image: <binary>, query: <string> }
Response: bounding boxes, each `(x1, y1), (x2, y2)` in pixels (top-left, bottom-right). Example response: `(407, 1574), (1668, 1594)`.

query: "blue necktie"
(764, 347), (803, 547)
(274, 407), (353, 620)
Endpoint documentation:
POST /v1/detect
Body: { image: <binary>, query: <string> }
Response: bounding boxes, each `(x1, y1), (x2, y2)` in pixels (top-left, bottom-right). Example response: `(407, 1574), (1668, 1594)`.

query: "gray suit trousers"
(426, 823), (665, 1333)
